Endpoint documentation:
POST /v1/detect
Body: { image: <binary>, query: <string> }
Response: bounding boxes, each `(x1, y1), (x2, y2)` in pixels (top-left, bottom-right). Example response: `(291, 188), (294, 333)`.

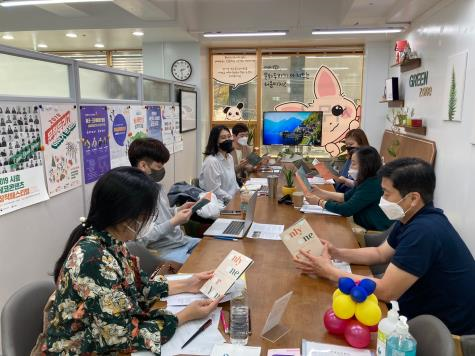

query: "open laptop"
(204, 191), (258, 238)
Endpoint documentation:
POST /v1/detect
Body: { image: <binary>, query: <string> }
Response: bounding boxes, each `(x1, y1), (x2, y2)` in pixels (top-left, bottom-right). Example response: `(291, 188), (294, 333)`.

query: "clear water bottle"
(230, 290), (249, 345)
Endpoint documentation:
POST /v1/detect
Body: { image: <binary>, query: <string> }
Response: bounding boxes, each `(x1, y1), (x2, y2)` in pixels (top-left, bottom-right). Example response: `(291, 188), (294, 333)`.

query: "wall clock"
(171, 59), (192, 81)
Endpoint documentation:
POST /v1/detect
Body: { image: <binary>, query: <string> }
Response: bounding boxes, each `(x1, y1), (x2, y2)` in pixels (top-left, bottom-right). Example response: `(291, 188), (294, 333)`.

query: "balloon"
(368, 323), (379, 332)
(367, 293), (378, 304)
(333, 294), (356, 319)
(359, 279), (376, 295)
(333, 288), (344, 300)
(350, 286), (368, 303)
(323, 308), (349, 335)
(344, 320), (371, 348)
(338, 277), (356, 294)
(355, 299), (382, 326)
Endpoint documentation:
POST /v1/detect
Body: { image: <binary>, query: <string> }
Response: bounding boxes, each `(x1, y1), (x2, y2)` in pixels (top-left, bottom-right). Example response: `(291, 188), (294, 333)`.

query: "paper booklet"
(211, 343), (261, 356)
(279, 218), (324, 258)
(200, 250), (253, 299)
(247, 151), (263, 166)
(295, 166), (313, 194)
(302, 340), (372, 356)
(312, 158), (338, 181)
(268, 349), (301, 356)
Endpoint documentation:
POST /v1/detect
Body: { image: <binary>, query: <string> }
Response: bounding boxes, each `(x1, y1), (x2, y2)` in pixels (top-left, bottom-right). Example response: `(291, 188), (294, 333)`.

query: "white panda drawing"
(223, 102), (244, 120)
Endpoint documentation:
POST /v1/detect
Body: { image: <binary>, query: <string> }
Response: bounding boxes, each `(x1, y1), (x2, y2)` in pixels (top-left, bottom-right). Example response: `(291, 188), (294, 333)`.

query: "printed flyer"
(108, 105), (130, 168)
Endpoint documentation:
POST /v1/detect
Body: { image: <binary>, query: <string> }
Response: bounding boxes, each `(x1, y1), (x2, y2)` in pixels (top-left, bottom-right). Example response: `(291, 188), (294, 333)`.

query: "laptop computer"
(204, 191), (258, 238)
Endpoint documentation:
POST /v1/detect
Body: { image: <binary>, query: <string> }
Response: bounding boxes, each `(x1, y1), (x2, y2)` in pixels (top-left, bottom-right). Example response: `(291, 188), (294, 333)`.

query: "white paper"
(246, 177), (269, 186)
(300, 204), (341, 216)
(308, 177), (335, 185)
(211, 343), (261, 356)
(247, 222), (284, 240)
(160, 306), (225, 355)
(302, 340), (372, 356)
(332, 260), (352, 273)
(261, 291), (293, 335)
(241, 183), (262, 191)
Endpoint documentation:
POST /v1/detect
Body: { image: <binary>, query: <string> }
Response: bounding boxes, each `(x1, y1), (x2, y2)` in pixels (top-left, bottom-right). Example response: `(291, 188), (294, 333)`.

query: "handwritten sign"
(213, 55), (257, 89)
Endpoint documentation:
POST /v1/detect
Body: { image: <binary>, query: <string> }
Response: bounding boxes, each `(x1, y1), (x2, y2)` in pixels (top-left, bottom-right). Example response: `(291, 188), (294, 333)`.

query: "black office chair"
(364, 223), (395, 278)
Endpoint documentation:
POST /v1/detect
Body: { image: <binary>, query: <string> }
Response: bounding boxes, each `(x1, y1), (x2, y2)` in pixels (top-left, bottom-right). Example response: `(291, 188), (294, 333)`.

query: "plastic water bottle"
(386, 316), (417, 356)
(230, 291), (249, 345)
(377, 301), (400, 356)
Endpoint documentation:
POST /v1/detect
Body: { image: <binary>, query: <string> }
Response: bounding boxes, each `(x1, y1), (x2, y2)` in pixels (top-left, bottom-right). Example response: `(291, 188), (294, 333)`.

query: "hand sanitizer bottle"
(386, 316), (417, 356)
(377, 301), (400, 356)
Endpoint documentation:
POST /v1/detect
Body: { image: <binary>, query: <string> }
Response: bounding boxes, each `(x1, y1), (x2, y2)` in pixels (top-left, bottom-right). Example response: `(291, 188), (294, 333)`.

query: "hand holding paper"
(279, 218), (324, 258)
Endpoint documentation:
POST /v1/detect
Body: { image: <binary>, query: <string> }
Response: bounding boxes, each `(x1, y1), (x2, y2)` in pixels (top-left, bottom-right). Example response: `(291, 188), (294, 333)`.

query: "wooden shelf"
(391, 58), (422, 73)
(396, 125), (427, 136)
(379, 99), (405, 108)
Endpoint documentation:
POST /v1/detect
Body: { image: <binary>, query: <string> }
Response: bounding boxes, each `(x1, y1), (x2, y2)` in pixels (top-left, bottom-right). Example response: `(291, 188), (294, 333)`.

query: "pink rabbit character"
(274, 65), (361, 157)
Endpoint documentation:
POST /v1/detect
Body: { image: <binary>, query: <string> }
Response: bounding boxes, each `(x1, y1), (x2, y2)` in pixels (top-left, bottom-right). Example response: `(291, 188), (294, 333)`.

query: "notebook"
(294, 166), (313, 194)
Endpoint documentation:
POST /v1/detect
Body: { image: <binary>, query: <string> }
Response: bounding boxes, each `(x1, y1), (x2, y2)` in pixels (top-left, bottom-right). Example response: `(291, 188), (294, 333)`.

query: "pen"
(214, 236), (238, 241)
(220, 310), (229, 334)
(248, 308), (252, 335)
(181, 318), (212, 349)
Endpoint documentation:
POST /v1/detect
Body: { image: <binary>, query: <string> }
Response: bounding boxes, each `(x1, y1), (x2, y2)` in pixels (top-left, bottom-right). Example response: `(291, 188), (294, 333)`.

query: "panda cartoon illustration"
(223, 102), (244, 120)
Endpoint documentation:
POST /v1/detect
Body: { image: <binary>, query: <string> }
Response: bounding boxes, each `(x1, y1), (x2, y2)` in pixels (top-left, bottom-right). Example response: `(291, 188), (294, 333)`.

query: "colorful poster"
(0, 103), (43, 174)
(161, 104), (175, 154)
(172, 105), (184, 153)
(146, 105), (162, 141)
(108, 105), (131, 168)
(0, 166), (49, 216)
(129, 105), (147, 141)
(80, 106), (110, 184)
(40, 104), (82, 197)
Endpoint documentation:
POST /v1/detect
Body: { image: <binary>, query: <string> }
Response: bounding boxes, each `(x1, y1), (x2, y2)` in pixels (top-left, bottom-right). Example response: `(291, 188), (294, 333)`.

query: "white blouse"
(199, 152), (239, 202)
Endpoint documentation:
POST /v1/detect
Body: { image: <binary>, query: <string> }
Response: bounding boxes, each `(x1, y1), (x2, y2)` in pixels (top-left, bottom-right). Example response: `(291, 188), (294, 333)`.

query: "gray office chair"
(364, 223), (395, 278)
(408, 315), (455, 356)
(1, 280), (55, 356)
(126, 241), (165, 276)
(461, 335), (475, 355)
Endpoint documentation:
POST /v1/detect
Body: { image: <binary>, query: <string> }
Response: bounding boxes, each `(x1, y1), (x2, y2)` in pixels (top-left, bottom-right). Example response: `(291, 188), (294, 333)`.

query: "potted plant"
(281, 167), (296, 196)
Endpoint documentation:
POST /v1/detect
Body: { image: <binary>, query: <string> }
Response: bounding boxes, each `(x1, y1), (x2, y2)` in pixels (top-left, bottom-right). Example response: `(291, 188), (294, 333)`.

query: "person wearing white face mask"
(306, 146), (392, 231)
(128, 138), (200, 264)
(294, 158), (475, 336)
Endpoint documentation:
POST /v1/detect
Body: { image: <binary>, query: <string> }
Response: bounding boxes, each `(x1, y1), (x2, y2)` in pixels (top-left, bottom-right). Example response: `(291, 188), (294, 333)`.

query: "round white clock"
(171, 59), (192, 81)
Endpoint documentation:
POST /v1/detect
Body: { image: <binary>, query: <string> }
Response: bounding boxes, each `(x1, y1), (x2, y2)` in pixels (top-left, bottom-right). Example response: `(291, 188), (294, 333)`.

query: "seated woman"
(199, 125), (240, 203)
(306, 146), (392, 231)
(335, 128), (369, 193)
(42, 167), (219, 355)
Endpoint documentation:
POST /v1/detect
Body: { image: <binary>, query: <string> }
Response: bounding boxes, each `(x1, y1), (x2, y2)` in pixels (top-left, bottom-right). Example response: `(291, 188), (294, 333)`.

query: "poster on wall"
(108, 105), (131, 168)
(80, 106), (110, 184)
(0, 166), (49, 216)
(444, 51), (468, 122)
(0, 103), (43, 174)
(212, 54), (257, 89)
(40, 104), (82, 196)
(161, 104), (175, 154)
(129, 105), (147, 141)
(180, 90), (197, 133)
(146, 105), (162, 141)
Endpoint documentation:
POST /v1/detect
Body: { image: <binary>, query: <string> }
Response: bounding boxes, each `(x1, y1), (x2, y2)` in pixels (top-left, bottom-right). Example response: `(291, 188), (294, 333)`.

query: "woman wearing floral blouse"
(40, 167), (219, 355)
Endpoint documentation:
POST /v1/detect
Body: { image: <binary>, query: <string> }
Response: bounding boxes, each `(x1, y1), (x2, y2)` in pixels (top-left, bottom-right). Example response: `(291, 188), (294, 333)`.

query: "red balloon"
(344, 320), (371, 348)
(368, 323), (378, 332)
(323, 308), (349, 335)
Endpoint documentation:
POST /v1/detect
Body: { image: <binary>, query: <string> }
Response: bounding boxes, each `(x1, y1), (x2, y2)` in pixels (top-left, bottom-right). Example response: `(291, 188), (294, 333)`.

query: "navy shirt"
(387, 202), (475, 335)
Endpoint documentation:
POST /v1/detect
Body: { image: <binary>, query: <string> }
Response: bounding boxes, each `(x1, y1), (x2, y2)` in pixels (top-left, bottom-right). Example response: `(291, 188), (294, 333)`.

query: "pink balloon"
(368, 324), (378, 332)
(323, 308), (349, 335)
(344, 320), (371, 348)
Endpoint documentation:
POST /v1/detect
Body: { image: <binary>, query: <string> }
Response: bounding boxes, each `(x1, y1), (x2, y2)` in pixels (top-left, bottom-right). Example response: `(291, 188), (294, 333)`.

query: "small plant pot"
(397, 114), (407, 126)
(281, 186), (296, 196)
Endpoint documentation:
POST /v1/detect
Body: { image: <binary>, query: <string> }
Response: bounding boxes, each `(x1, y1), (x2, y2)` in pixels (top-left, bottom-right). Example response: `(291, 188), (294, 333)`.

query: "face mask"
(347, 146), (357, 154)
(237, 137), (248, 146)
(348, 168), (358, 180)
(219, 139), (234, 153)
(149, 167), (165, 183)
(379, 196), (409, 220)
(126, 219), (153, 238)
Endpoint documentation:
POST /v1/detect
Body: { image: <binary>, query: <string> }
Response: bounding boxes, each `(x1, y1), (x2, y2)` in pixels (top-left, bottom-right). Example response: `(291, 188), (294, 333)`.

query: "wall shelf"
(379, 99), (405, 108)
(396, 125), (427, 136)
(391, 58), (422, 73)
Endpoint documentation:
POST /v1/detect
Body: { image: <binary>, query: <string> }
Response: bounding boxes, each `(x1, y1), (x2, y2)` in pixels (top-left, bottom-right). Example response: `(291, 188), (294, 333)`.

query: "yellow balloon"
(355, 299), (382, 326)
(333, 295), (356, 319)
(367, 293), (378, 304)
(333, 288), (344, 300)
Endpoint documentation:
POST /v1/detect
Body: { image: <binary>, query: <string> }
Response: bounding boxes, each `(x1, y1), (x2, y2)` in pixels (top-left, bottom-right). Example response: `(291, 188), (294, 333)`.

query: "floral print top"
(42, 229), (178, 355)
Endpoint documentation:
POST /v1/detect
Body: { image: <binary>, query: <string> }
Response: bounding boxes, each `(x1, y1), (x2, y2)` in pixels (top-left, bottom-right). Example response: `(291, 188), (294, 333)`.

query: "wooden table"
(179, 177), (386, 353)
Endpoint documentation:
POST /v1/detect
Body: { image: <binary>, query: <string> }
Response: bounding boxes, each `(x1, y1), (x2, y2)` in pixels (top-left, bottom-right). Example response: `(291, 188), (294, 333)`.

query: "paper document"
(247, 223), (285, 240)
(280, 218), (324, 258)
(302, 340), (372, 356)
(332, 260), (352, 273)
(300, 204), (341, 216)
(211, 343), (261, 356)
(241, 183), (262, 191)
(308, 176), (335, 185)
(268, 349), (301, 356)
(246, 178), (269, 186)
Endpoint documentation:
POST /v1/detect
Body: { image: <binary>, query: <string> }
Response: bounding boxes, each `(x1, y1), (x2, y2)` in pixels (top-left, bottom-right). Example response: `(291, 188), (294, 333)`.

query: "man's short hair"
(128, 138), (170, 167)
(232, 123), (249, 137)
(378, 157), (435, 203)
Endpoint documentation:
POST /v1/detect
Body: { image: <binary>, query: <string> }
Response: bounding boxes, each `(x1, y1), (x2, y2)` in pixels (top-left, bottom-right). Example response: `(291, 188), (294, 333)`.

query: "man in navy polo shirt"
(293, 158), (475, 335)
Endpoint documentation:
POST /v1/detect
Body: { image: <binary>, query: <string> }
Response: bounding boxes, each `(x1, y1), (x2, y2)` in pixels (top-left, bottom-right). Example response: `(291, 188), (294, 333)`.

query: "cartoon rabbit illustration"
(274, 65), (361, 157)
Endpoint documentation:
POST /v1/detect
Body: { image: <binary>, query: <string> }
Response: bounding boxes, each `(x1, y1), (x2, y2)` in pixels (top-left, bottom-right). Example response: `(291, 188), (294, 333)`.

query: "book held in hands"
(279, 218), (324, 258)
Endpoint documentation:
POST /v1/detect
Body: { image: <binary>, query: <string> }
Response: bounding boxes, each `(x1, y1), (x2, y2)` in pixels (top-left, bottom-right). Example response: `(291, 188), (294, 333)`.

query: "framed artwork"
(179, 89), (197, 133)
(444, 51), (468, 122)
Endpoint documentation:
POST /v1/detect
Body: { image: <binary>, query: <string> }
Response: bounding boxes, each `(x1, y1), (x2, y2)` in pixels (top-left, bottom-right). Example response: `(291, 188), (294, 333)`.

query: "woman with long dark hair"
(306, 146), (391, 231)
(199, 125), (239, 203)
(42, 167), (219, 354)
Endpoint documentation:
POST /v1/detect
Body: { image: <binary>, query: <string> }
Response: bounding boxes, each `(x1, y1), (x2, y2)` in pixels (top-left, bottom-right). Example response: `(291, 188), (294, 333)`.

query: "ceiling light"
(132, 30), (144, 37)
(66, 33), (78, 38)
(1, 0), (113, 7)
(312, 28), (403, 35)
(37, 43), (48, 48)
(94, 43), (104, 48)
(2, 33), (14, 40)
(203, 31), (287, 38)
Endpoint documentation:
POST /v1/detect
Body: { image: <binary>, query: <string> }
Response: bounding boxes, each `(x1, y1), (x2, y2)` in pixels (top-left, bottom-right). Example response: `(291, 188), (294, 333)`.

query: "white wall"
(363, 0), (475, 253)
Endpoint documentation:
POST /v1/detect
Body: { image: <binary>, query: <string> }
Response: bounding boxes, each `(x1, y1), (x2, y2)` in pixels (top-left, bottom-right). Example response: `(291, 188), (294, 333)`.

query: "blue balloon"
(338, 277), (356, 294)
(350, 286), (368, 303)
(359, 279), (376, 295)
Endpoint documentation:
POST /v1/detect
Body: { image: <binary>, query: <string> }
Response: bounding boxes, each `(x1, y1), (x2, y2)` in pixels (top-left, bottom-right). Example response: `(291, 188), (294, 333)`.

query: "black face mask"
(149, 167), (165, 182)
(219, 139), (234, 153)
(347, 146), (357, 154)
